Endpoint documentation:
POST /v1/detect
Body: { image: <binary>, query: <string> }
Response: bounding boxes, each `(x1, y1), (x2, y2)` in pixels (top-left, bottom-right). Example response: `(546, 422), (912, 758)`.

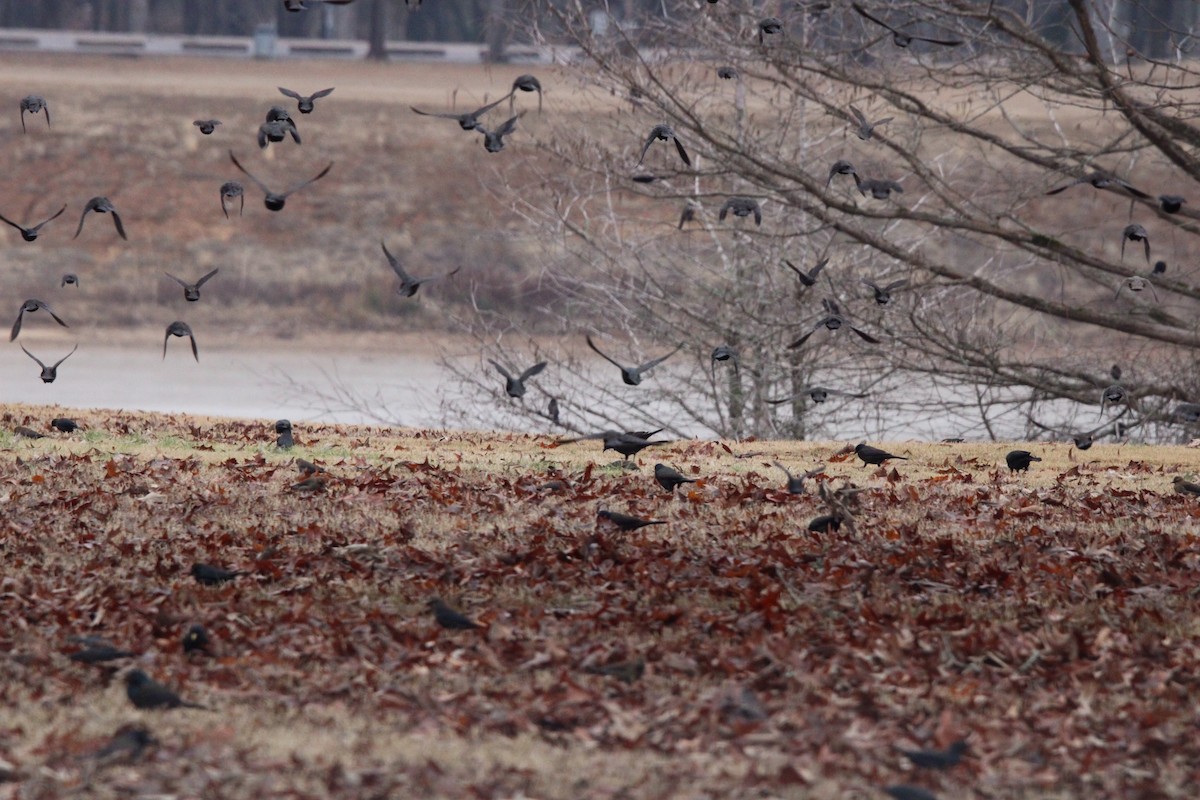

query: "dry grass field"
(3, 404), (1200, 798)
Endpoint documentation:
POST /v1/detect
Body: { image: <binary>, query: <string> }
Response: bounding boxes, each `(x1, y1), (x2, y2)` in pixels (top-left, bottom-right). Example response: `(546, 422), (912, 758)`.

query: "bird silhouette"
(90, 724), (157, 763)
(229, 151), (332, 211)
(257, 118), (300, 148)
(510, 74), (542, 113)
(1159, 194), (1186, 214)
(767, 386), (868, 404)
(1121, 224), (1150, 263)
(163, 321), (198, 362)
(428, 597), (482, 630)
(717, 66), (738, 80)
(0, 204), (66, 241)
(719, 197), (762, 225)
(883, 786), (937, 800)
(858, 178), (904, 199)
(381, 242), (460, 297)
(490, 359), (547, 398)
(193, 119), (221, 134)
(808, 513), (843, 532)
(125, 669), (207, 710)
(783, 257), (829, 286)
(598, 509), (666, 531)
(19, 95), (48, 133)
(602, 431), (672, 460)
(182, 623), (211, 654)
(52, 417), (78, 433)
(219, 181), (244, 218)
(774, 462), (825, 494)
(1115, 274), (1158, 302)
(654, 463), (697, 492)
(68, 638), (135, 664)
(10, 299), (68, 341)
(788, 299), (880, 348)
(74, 197), (126, 240)
(898, 739), (969, 769)
(21, 344), (77, 383)
(711, 345), (739, 378)
(678, 200), (700, 229)
(848, 105), (892, 139)
(1027, 410), (1137, 449)
(1173, 476), (1200, 496)
(852, 3), (963, 47)
(855, 442), (907, 466)
(410, 95), (509, 131)
(14, 425), (45, 439)
(757, 17), (783, 44)
(1044, 170), (1150, 198)
(547, 397), (560, 424)
(276, 419), (295, 449)
(164, 268), (219, 302)
(1005, 450), (1041, 472)
(61, 273), (79, 288)
(586, 335), (683, 385)
(479, 113), (522, 152)
(279, 86), (334, 114)
(826, 160), (858, 189)
(191, 563), (243, 585)
(862, 278), (908, 304)
(1100, 383), (1129, 415)
(638, 124), (690, 167)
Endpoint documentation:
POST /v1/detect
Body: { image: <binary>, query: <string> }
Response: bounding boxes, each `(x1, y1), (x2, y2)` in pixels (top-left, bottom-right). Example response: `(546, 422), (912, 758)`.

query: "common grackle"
(855, 443), (907, 466)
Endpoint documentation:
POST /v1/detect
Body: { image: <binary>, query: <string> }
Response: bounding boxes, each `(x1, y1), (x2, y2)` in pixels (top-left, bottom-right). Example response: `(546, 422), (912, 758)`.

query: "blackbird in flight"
(20, 95), (48, 133)
(788, 299), (880, 348)
(775, 462), (824, 494)
(638, 124), (690, 167)
(193, 119), (221, 134)
(783, 257), (828, 286)
(74, 197), (126, 240)
(381, 241), (461, 297)
(479, 113), (522, 152)
(411, 95), (509, 131)
(164, 268), (219, 302)
(229, 151), (332, 211)
(21, 344), (77, 383)
(163, 321), (199, 361)
(848, 104), (892, 139)
(852, 3), (963, 47)
(510, 74), (542, 113)
(719, 196), (762, 225)
(0, 204), (66, 241)
(220, 181), (244, 218)
(11, 299), (68, 341)
(586, 335), (683, 386)
(490, 359), (547, 398)
(279, 86), (334, 114)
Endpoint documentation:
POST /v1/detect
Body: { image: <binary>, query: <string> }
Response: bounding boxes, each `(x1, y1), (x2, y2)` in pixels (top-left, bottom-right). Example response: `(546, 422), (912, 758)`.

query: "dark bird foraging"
(125, 669), (207, 710)
(91, 724), (156, 763)
(68, 641), (135, 664)
(229, 151), (332, 212)
(290, 475), (328, 492)
(381, 242), (461, 297)
(1115, 275), (1158, 302)
(1173, 476), (1200, 496)
(428, 597), (482, 630)
(276, 419), (294, 449)
(61, 274), (78, 287)
(598, 509), (667, 531)
(719, 197), (762, 225)
(490, 359), (547, 398)
(14, 425), (44, 439)
(899, 739), (969, 770)
(1044, 171), (1150, 199)
(52, 417), (78, 433)
(296, 457), (326, 476)
(74, 197), (126, 240)
(279, 86), (334, 114)
(1005, 449), (1041, 472)
(775, 462), (824, 494)
(883, 786), (938, 800)
(163, 321), (198, 362)
(767, 386), (868, 404)
(164, 268), (219, 302)
(193, 119), (221, 134)
(783, 257), (829, 286)
(220, 181), (244, 218)
(638, 124), (690, 167)
(807, 513), (843, 533)
(1159, 194), (1186, 214)
(510, 74), (542, 113)
(757, 17), (783, 44)
(182, 623), (210, 654)
(855, 442), (907, 466)
(19, 95), (48, 133)
(654, 463), (697, 492)
(0, 204), (66, 241)
(788, 299), (880, 348)
(586, 335), (683, 386)
(603, 431), (672, 460)
(21, 344), (77, 383)
(826, 160), (858, 189)
(852, 3), (963, 47)
(191, 562), (243, 586)
(848, 104), (893, 139)
(410, 95), (509, 131)
(11, 299), (68, 341)
(858, 177), (904, 199)
(1121, 224), (1150, 263)
(717, 66), (738, 80)
(863, 278), (908, 305)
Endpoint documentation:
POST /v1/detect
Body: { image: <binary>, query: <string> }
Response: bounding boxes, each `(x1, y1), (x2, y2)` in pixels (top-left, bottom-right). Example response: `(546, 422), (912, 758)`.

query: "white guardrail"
(0, 27), (580, 64)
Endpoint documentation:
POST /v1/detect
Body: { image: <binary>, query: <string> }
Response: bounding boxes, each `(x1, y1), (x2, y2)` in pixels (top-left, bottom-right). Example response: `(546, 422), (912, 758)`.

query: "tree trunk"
(483, 0), (507, 62)
(367, 0), (389, 60)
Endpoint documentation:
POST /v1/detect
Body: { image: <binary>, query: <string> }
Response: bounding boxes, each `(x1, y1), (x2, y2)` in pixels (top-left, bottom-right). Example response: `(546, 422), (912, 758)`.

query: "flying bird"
(855, 442), (907, 466)
(783, 257), (828, 286)
(219, 181), (244, 218)
(852, 3), (963, 47)
(719, 196), (762, 225)
(410, 95), (509, 131)
(90, 724), (157, 764)
(862, 277), (908, 304)
(19, 95), (48, 133)
(1159, 194), (1186, 214)
(163, 321), (199, 362)
(124, 669), (207, 710)
(229, 151), (332, 211)
(1115, 274), (1158, 302)
(278, 86), (334, 114)
(586, 335), (683, 386)
(164, 268), (219, 302)
(757, 17), (783, 44)
(61, 273), (78, 287)
(0, 204), (66, 241)
(716, 66), (738, 80)
(257, 106), (300, 148)
(638, 124), (690, 167)
(826, 160), (858, 189)
(711, 345), (738, 378)
(381, 242), (460, 297)
(1100, 383), (1129, 415)
(490, 359), (547, 398)
(10, 299), (68, 341)
(848, 104), (892, 139)
(1044, 171), (1150, 199)
(479, 113), (522, 152)
(788, 299), (880, 348)
(767, 386), (867, 404)
(858, 178), (904, 199)
(193, 119), (221, 134)
(21, 344), (77, 383)
(678, 200), (700, 229)
(509, 74), (542, 113)
(774, 462), (825, 494)
(1121, 223), (1150, 263)
(74, 197), (126, 240)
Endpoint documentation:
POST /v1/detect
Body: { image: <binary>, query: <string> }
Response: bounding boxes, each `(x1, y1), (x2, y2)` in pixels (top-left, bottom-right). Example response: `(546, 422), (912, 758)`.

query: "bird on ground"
(783, 257), (829, 286)
(1121, 224), (1151, 263)
(848, 104), (892, 139)
(191, 563), (243, 586)
(1173, 476), (1200, 496)
(855, 443), (907, 466)
(603, 432), (672, 460)
(717, 66), (738, 80)
(826, 160), (858, 189)
(654, 463), (697, 492)
(74, 197), (126, 240)
(21, 344), (77, 383)
(125, 669), (207, 710)
(0, 204), (66, 241)
(767, 386), (868, 404)
(193, 119), (221, 134)
(90, 724), (156, 763)
(410, 95), (509, 131)
(296, 458), (326, 476)
(290, 474), (327, 492)
(220, 181), (244, 218)
(510, 74), (542, 112)
(428, 597), (482, 630)
(807, 513), (843, 532)
(775, 462), (824, 494)
(757, 17), (783, 44)
(182, 623), (210, 654)
(61, 274), (78, 288)
(863, 278), (908, 304)
(1115, 274), (1158, 302)
(638, 124), (690, 167)
(883, 786), (938, 800)
(11, 299), (68, 341)
(14, 426), (44, 439)
(899, 739), (969, 770)
(586, 335), (683, 386)
(1100, 384), (1129, 415)
(19, 95), (48, 132)
(276, 419), (295, 449)
(51, 417), (78, 433)
(711, 345), (738, 378)
(279, 86), (334, 114)
(719, 197), (762, 225)
(852, 3), (963, 47)
(381, 241), (461, 297)
(1045, 171), (1150, 198)
(164, 268), (219, 302)
(1159, 194), (1186, 214)
(163, 321), (198, 362)
(858, 178), (904, 199)
(1028, 411), (1138, 449)
(229, 151), (332, 211)
(598, 509), (667, 531)
(490, 359), (547, 398)
(1005, 450), (1041, 472)
(788, 299), (880, 348)
(479, 113), (522, 152)
(67, 638), (135, 664)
